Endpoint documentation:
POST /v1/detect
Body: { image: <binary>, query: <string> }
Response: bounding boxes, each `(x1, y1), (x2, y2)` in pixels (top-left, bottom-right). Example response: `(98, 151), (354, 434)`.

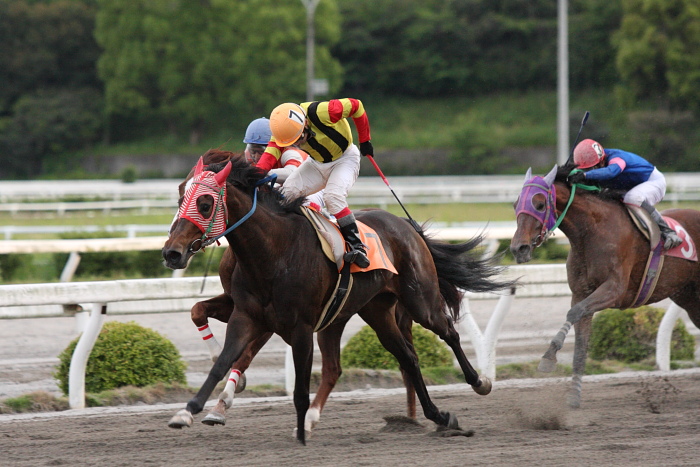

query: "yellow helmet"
(269, 103), (306, 147)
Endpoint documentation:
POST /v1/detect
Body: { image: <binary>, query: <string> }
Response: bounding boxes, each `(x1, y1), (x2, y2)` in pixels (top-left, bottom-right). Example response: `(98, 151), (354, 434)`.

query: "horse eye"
(197, 195), (215, 219)
(531, 198), (546, 212)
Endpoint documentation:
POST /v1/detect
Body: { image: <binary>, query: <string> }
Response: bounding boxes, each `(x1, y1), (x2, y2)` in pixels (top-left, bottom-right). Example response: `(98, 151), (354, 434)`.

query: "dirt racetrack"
(2, 370), (700, 466)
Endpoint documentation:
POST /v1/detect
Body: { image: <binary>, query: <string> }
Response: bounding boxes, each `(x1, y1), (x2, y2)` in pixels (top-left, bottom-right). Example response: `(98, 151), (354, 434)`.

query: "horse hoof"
(304, 407), (320, 432)
(472, 376), (492, 396)
(538, 357), (557, 373)
(293, 427), (313, 440)
(235, 373), (247, 394)
(168, 409), (194, 429)
(447, 412), (460, 430)
(567, 394), (581, 409)
(202, 412), (226, 426)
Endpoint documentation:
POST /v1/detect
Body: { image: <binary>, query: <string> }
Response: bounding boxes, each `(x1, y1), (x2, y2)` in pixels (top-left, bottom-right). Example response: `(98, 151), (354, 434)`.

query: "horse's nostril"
(163, 249), (182, 264)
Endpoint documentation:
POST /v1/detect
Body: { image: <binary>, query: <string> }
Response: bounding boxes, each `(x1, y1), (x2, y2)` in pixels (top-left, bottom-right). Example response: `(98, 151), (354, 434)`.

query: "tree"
(0, 0), (101, 114)
(95, 0), (342, 144)
(614, 0), (700, 112)
(334, 0), (558, 97)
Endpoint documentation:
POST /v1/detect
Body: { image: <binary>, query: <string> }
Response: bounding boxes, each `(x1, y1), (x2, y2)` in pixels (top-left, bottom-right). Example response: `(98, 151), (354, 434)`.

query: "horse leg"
(568, 315), (593, 408)
(396, 308), (417, 419)
(169, 311), (264, 429)
(202, 332), (273, 426)
(539, 281), (622, 372)
(301, 323), (345, 437)
(360, 304), (456, 429)
(191, 293), (233, 362)
(290, 327), (315, 445)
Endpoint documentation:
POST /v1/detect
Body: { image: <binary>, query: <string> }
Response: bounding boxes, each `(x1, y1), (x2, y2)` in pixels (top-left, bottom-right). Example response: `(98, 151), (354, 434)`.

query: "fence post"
(68, 303), (107, 409)
(656, 303), (684, 371)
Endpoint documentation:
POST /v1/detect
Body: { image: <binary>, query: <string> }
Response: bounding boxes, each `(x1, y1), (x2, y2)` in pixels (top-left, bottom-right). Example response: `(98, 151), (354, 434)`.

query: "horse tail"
(415, 222), (516, 321)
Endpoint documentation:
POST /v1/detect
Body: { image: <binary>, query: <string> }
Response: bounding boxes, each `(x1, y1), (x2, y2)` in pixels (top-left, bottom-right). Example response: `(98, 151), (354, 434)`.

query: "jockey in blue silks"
(566, 139), (682, 250)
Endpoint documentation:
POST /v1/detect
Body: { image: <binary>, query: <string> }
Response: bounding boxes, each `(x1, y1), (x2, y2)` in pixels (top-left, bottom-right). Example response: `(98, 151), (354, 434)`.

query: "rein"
(191, 173), (278, 253)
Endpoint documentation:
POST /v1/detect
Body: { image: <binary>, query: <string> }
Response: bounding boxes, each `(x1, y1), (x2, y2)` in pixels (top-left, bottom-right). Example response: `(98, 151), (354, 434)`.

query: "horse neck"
(553, 181), (621, 247)
(222, 186), (293, 268)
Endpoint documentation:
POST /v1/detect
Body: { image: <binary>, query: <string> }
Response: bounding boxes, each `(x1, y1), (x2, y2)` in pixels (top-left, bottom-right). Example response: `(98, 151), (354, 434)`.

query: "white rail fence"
(3, 173), (700, 214)
(0, 264), (689, 409)
(0, 224), (546, 283)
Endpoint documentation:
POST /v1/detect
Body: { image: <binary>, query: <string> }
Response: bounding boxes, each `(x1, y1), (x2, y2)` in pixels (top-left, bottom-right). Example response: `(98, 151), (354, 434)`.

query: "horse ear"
(214, 161), (232, 186)
(543, 164), (558, 185)
(524, 167), (532, 183)
(194, 156), (204, 176)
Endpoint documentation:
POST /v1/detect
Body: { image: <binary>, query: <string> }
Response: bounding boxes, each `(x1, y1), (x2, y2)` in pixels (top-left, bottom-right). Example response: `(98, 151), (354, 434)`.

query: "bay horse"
(163, 154), (512, 444)
(510, 163), (700, 408)
(178, 149), (419, 433)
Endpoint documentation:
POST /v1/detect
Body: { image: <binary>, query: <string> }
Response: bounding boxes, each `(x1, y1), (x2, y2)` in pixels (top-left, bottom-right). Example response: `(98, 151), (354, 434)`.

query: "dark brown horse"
(510, 164), (700, 408)
(178, 149), (419, 434)
(163, 154), (512, 444)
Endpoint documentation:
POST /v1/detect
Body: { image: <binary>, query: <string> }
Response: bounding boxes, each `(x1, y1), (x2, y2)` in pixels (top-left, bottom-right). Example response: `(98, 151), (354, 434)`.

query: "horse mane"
(554, 161), (628, 202)
(202, 149), (306, 214)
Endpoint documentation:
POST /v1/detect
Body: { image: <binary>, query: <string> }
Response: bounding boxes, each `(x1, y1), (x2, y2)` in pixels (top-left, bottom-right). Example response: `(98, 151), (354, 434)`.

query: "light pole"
(301, 0), (321, 102)
(557, 0), (570, 165)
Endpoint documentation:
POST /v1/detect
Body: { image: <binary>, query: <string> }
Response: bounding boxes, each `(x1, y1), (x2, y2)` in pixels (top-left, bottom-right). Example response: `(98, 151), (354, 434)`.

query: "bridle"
(515, 176), (559, 248)
(515, 172), (599, 248)
(183, 173), (278, 254)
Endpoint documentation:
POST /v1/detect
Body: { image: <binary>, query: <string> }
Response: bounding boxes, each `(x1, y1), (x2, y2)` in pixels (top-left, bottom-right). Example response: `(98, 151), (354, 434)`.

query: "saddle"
(300, 206), (398, 332)
(625, 205), (696, 307)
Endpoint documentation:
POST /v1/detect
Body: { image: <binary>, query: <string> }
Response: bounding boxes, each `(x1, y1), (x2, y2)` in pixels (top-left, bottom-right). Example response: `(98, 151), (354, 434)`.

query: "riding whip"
(366, 155), (421, 232)
(566, 111), (590, 165)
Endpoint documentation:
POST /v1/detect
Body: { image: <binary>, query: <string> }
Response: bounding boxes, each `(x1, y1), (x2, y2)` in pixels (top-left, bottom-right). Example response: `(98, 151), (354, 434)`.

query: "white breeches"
(623, 168), (666, 207)
(281, 144), (361, 215)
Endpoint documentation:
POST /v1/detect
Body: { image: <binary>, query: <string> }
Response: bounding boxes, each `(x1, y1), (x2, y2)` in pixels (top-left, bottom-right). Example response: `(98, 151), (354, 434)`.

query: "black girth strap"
(314, 260), (353, 332)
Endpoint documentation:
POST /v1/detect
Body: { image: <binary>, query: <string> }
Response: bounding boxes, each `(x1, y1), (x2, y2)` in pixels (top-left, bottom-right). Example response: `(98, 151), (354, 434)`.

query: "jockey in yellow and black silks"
(256, 98), (374, 268)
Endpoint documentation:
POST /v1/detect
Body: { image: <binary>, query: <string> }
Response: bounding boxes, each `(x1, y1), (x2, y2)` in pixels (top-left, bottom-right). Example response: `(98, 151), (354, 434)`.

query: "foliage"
(0, 87), (104, 179)
(0, 0), (101, 114)
(589, 306), (695, 363)
(614, 0), (700, 112)
(54, 321), (187, 395)
(340, 324), (452, 370)
(94, 0), (342, 144)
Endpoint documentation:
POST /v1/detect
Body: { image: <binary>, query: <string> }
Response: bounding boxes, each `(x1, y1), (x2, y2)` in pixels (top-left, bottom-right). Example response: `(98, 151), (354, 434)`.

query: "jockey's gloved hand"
(567, 172), (586, 185)
(360, 141), (374, 157)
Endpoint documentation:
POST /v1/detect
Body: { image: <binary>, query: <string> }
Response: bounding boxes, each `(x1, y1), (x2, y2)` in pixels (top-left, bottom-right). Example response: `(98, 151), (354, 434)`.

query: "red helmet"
(573, 139), (606, 169)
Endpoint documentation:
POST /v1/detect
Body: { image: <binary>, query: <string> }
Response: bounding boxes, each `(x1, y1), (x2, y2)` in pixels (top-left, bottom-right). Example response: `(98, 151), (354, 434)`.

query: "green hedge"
(589, 306), (695, 363)
(54, 321), (187, 395)
(341, 324), (452, 370)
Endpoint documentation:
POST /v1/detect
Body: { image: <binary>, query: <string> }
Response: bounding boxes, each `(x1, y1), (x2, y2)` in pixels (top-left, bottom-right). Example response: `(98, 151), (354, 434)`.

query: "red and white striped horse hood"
(176, 158), (231, 237)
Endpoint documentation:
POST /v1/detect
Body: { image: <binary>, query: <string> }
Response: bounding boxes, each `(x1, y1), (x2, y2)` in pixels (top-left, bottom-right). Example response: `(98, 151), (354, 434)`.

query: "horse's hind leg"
(396, 306), (417, 419)
(568, 315), (593, 409)
(202, 332), (273, 426)
(360, 303), (455, 429)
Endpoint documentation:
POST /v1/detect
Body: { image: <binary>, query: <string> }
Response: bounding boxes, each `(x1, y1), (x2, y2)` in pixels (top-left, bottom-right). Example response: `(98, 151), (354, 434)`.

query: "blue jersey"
(584, 148), (655, 190)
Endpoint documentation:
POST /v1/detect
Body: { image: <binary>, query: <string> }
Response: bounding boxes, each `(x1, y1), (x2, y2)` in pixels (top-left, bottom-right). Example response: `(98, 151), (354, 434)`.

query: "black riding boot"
(642, 201), (682, 250)
(339, 222), (370, 268)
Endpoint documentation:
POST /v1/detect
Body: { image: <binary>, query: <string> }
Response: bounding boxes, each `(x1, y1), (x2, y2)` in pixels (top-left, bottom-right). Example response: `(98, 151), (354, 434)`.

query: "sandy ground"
(1, 370), (700, 466)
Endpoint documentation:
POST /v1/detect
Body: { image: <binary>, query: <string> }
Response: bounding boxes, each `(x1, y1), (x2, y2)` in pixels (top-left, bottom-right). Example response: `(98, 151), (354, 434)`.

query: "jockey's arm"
(269, 148), (305, 184)
(256, 143), (283, 173)
(327, 98), (371, 144)
(584, 158), (625, 182)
